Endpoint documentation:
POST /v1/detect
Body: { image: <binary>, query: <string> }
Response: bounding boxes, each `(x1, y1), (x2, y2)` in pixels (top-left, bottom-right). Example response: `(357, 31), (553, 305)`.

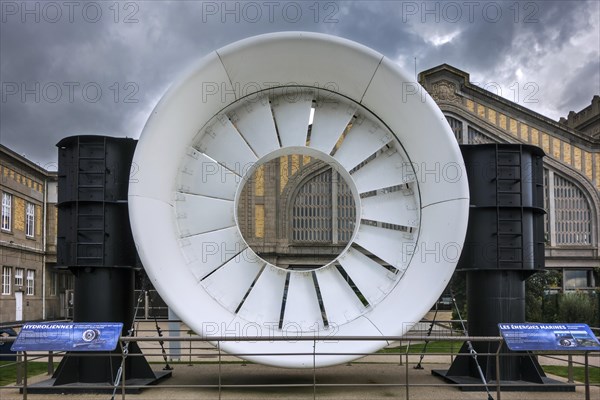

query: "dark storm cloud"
(1, 1), (598, 167)
(327, 2), (425, 58)
(558, 59), (600, 112)
(0, 0), (337, 166)
(330, 1), (596, 79)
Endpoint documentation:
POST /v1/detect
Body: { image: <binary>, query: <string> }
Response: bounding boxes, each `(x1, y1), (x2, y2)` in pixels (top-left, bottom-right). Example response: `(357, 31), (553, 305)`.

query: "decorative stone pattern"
(13, 197), (25, 231)
(430, 80), (462, 105)
(459, 98), (598, 191)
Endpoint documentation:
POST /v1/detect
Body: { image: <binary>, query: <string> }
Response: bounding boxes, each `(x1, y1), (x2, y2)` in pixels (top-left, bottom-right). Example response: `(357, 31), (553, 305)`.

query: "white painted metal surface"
(129, 32), (469, 368)
(202, 250), (264, 313)
(283, 272), (325, 331)
(361, 188), (418, 228)
(314, 265), (365, 324)
(235, 265), (287, 325)
(175, 193), (234, 237)
(271, 96), (313, 147)
(332, 119), (393, 171)
(230, 96), (280, 157)
(178, 150), (239, 200)
(354, 224), (415, 271)
(309, 100), (357, 153)
(194, 117), (258, 172)
(179, 226), (245, 281)
(338, 248), (397, 306)
(351, 148), (414, 194)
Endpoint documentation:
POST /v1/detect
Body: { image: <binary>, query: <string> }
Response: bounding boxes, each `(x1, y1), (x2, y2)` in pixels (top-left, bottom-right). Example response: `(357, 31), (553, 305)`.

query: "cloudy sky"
(1, 0), (598, 169)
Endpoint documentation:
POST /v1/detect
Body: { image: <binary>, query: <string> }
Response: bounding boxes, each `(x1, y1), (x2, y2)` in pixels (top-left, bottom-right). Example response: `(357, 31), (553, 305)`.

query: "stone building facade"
(238, 157), (356, 268)
(420, 64), (599, 290)
(0, 145), (73, 324)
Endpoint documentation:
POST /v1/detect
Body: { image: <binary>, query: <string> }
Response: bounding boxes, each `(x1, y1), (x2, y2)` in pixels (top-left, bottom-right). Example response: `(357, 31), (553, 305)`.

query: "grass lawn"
(543, 365), (600, 384)
(0, 361), (55, 386)
(377, 341), (463, 354)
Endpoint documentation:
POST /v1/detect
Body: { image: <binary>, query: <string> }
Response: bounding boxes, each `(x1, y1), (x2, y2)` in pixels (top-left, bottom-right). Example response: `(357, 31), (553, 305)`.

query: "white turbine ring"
(177, 88), (418, 326)
(129, 32), (469, 368)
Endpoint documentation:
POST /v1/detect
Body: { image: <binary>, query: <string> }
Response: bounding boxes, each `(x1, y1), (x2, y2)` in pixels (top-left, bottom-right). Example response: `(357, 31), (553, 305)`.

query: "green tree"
(525, 269), (561, 322)
(558, 291), (599, 327)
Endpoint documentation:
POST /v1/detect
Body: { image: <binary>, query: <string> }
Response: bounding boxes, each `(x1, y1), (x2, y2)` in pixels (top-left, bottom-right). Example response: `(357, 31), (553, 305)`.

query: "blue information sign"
(499, 323), (600, 352)
(11, 322), (123, 352)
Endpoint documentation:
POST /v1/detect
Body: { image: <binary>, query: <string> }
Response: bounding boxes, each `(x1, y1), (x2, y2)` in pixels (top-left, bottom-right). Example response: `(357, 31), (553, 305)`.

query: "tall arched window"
(544, 168), (593, 246)
(553, 174), (592, 245)
(291, 168), (355, 243)
(543, 168), (550, 240)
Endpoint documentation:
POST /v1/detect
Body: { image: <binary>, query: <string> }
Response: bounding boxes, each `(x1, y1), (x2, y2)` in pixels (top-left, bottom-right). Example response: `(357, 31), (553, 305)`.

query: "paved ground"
(1, 359), (598, 400)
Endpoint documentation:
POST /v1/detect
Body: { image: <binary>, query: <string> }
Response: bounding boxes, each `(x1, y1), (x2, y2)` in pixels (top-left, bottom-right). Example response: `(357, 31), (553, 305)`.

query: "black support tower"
(29, 136), (169, 392)
(434, 144), (573, 391)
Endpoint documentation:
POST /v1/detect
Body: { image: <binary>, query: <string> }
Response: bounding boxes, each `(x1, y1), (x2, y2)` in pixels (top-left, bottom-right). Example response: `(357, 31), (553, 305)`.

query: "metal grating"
(467, 126), (495, 144)
(553, 174), (592, 245)
(446, 116), (463, 143)
(292, 169), (356, 243)
(543, 168), (550, 240)
(292, 169), (332, 242)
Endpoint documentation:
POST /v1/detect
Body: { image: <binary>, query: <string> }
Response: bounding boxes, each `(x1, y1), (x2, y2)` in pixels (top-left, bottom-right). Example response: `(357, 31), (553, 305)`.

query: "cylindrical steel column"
(467, 270), (525, 380)
(73, 268), (134, 382)
(443, 143), (546, 384)
(52, 135), (156, 386)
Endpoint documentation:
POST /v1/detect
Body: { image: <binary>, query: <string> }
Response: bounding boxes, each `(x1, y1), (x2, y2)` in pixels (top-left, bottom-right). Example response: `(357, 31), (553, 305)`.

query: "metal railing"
(1, 328), (599, 400)
(133, 290), (169, 320)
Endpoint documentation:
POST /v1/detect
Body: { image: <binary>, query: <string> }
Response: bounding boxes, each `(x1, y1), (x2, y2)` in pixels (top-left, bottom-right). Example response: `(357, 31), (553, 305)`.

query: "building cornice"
(0, 144), (57, 179)
(419, 64), (598, 148)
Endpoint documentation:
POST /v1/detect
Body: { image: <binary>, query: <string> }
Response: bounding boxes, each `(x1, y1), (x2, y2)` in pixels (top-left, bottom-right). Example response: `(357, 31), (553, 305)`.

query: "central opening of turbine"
(237, 151), (358, 271)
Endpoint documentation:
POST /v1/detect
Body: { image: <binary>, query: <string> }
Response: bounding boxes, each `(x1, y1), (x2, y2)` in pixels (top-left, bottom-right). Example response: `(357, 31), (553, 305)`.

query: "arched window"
(553, 174), (592, 245)
(543, 168), (550, 240)
(291, 168), (355, 243)
(544, 168), (593, 246)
